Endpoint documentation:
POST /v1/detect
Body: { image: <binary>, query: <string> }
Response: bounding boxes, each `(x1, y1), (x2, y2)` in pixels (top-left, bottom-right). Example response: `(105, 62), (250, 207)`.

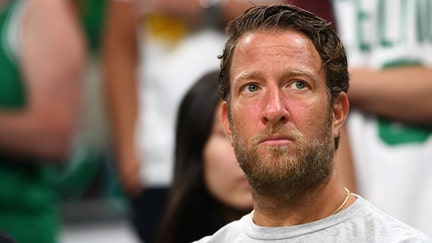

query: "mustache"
(251, 124), (303, 146)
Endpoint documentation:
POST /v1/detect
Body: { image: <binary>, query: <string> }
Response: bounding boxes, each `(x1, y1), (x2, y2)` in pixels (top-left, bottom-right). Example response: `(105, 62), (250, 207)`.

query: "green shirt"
(0, 1), (58, 243)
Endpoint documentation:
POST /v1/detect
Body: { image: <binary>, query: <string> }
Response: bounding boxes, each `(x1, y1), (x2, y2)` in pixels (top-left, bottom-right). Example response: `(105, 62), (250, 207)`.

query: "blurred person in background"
(155, 70), (253, 243)
(103, 0), (281, 242)
(0, 0), (86, 243)
(332, 0), (432, 237)
(56, 0), (112, 202)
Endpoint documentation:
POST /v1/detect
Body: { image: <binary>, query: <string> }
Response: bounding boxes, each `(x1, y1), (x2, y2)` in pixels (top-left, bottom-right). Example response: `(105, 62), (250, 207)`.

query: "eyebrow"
(232, 71), (262, 84)
(233, 68), (320, 84)
(287, 69), (320, 83)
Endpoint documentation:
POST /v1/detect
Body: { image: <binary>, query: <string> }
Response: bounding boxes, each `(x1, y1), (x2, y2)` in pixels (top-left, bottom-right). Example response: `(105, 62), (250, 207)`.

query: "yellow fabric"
(143, 14), (188, 46)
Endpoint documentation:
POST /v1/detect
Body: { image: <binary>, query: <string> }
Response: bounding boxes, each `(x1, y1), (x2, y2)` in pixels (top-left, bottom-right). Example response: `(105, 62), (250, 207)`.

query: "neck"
(219, 203), (252, 223)
(251, 173), (355, 227)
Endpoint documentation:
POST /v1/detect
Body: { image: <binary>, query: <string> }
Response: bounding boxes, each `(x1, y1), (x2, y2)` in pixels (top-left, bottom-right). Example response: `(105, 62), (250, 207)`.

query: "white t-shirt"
(332, 0), (432, 236)
(195, 195), (431, 242)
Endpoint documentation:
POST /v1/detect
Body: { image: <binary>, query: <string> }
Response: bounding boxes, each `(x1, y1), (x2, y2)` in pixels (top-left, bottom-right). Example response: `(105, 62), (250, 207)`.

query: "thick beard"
(231, 110), (334, 202)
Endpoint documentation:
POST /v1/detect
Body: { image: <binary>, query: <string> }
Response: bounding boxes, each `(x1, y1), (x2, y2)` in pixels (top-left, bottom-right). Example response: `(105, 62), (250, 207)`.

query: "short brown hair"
(218, 4), (349, 104)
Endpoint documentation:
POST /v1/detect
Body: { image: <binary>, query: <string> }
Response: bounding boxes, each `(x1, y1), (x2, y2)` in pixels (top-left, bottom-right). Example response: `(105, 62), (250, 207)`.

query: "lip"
(260, 135), (294, 146)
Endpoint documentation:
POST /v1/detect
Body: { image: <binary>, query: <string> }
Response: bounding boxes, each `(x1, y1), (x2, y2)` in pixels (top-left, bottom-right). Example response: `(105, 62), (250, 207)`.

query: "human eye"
(242, 83), (260, 93)
(290, 80), (308, 90)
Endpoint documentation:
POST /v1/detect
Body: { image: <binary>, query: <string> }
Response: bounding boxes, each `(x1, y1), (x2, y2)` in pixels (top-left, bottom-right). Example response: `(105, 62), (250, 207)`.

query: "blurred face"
(204, 103), (253, 211)
(222, 30), (348, 199)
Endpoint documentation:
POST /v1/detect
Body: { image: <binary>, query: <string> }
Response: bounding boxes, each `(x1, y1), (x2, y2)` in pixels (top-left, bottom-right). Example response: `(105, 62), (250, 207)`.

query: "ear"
(221, 102), (233, 143)
(332, 92), (349, 138)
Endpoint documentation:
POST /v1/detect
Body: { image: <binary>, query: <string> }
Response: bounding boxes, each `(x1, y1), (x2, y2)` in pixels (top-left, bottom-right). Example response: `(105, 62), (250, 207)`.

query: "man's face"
(221, 30), (346, 199)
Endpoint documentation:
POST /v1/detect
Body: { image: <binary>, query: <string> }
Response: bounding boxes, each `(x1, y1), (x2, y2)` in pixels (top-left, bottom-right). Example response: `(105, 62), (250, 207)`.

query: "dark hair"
(155, 70), (227, 243)
(219, 4), (349, 104)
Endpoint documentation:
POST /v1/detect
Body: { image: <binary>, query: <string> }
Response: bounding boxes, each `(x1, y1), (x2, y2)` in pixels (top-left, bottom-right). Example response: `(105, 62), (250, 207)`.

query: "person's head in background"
(156, 69), (253, 243)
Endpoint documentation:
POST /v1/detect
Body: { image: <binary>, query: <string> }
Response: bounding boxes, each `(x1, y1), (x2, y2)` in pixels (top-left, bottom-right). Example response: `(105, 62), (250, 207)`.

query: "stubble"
(231, 109), (335, 201)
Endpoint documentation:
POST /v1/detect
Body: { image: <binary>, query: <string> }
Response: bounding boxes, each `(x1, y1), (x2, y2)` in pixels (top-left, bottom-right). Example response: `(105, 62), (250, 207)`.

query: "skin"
(334, 125), (357, 192)
(0, 0), (85, 162)
(221, 30), (352, 227)
(348, 67), (432, 126)
(103, 0), (141, 195)
(203, 103), (253, 215)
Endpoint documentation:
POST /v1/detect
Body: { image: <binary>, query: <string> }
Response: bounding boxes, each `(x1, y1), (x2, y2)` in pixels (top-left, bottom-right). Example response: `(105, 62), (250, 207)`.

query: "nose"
(261, 88), (289, 126)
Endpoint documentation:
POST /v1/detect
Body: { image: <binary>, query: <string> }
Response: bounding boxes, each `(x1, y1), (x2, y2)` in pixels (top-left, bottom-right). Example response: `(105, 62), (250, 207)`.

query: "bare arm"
(0, 0), (86, 162)
(103, 0), (142, 196)
(336, 66), (432, 193)
(348, 66), (432, 126)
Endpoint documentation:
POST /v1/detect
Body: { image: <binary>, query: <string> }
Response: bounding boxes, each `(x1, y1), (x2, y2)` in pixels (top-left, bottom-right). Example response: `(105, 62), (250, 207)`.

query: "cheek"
(292, 101), (330, 131)
(203, 136), (242, 203)
(230, 107), (259, 142)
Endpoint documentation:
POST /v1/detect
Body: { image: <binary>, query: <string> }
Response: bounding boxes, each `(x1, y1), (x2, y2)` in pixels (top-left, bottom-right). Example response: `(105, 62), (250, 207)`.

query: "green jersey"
(0, 1), (59, 243)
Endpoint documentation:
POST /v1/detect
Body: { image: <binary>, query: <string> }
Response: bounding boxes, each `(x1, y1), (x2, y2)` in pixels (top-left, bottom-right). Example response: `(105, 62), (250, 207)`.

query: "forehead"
(235, 29), (319, 60)
(230, 30), (324, 80)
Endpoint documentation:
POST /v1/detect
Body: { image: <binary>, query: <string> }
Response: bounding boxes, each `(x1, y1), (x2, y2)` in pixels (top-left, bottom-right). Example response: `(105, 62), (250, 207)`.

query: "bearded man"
(194, 4), (431, 242)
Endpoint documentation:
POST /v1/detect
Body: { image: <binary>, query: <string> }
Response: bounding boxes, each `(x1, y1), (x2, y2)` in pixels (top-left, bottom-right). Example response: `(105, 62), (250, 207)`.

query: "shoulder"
(193, 214), (250, 243)
(350, 196), (431, 242)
